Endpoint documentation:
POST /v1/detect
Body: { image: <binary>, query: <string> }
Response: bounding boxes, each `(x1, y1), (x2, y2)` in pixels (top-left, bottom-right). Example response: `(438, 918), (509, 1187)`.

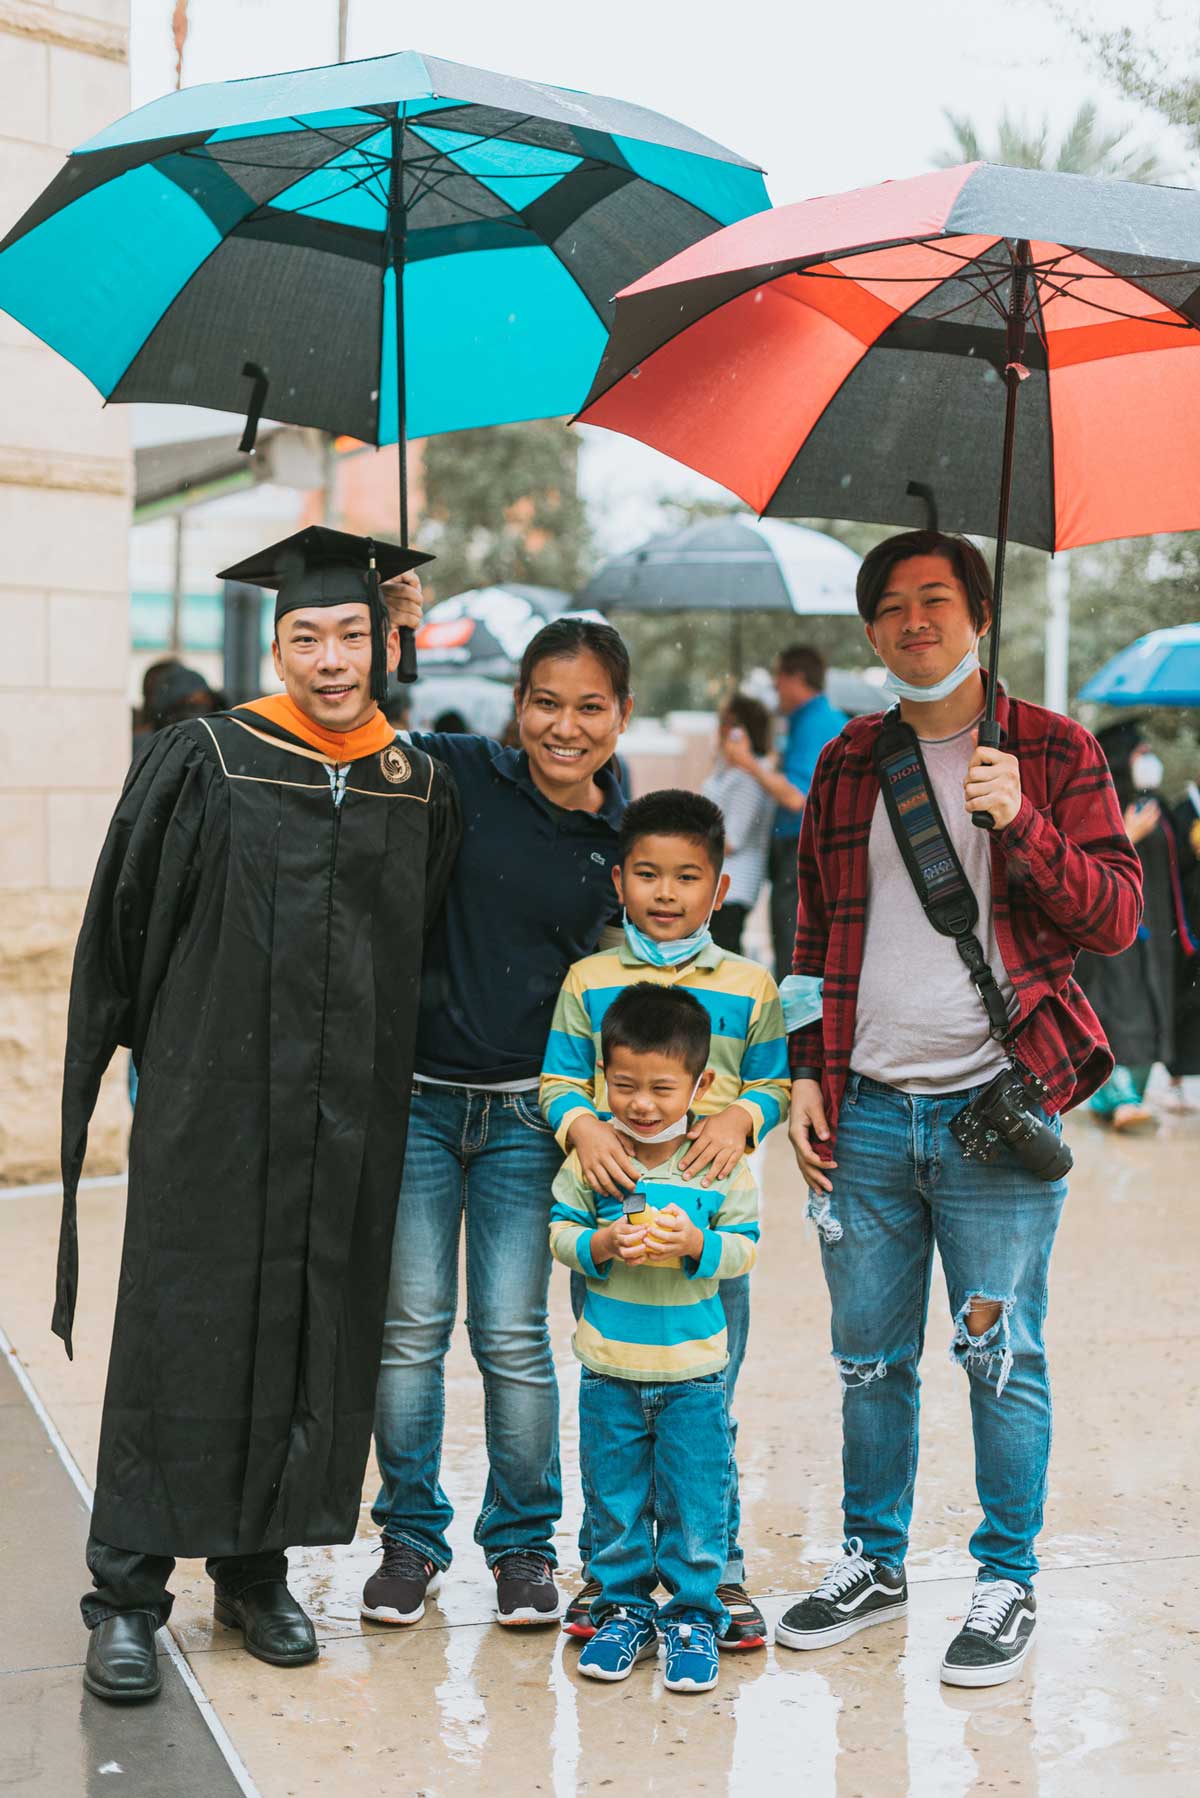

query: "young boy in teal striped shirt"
(550, 984), (759, 1693)
(540, 790), (789, 1650)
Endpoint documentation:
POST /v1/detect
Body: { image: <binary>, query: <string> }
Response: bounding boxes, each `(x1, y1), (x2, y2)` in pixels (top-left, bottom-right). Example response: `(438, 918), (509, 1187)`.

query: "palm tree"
(933, 100), (1167, 182)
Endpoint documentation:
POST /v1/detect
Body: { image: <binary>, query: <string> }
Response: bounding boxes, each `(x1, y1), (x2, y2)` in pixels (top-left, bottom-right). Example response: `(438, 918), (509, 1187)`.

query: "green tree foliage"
(1056, 5), (1200, 172)
(933, 100), (1167, 181)
(420, 421), (591, 602)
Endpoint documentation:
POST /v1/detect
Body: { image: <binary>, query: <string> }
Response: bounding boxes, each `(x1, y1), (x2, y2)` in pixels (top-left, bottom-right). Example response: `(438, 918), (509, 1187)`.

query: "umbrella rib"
(241, 157), (391, 224)
(1034, 267), (1200, 330)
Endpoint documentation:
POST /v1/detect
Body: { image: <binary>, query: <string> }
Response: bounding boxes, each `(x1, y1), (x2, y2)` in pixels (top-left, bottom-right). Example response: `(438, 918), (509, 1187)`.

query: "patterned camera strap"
(873, 710), (1012, 1045)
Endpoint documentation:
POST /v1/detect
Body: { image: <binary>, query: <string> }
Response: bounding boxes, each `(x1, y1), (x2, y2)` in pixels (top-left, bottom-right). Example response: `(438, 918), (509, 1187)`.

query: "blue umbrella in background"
(0, 49), (767, 518)
(1079, 624), (1200, 708)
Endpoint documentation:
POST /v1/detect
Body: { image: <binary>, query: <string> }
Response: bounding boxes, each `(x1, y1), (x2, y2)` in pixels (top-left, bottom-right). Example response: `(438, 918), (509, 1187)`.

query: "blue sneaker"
(577, 1612), (659, 1683)
(661, 1618), (719, 1693)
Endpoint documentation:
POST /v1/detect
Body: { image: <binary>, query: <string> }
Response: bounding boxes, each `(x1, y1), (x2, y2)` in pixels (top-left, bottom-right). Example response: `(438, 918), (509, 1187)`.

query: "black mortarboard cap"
(218, 526), (432, 702)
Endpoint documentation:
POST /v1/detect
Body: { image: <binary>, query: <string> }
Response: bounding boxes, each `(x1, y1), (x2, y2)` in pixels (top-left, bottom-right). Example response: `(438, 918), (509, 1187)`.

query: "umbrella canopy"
(414, 582), (569, 676)
(407, 674), (518, 736)
(580, 162), (1200, 552)
(0, 51), (767, 453)
(1079, 624), (1200, 707)
(580, 162), (1200, 784)
(579, 517), (861, 613)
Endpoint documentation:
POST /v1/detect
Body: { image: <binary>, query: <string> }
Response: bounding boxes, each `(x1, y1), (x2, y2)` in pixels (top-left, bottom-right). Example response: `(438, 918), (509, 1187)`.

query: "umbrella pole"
(974, 239), (1031, 827)
(391, 113), (418, 681)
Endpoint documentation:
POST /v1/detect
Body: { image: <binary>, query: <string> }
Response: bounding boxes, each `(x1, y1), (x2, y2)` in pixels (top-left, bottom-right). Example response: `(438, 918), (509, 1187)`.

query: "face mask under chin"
(881, 644), (981, 706)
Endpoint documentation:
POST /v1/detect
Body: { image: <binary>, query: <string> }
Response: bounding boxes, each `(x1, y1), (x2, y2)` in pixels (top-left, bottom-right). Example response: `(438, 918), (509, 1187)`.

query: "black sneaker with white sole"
(715, 1583), (768, 1651)
(940, 1578), (1036, 1687)
(775, 1538), (907, 1651)
(493, 1551), (565, 1626)
(563, 1575), (604, 1639)
(361, 1540), (441, 1625)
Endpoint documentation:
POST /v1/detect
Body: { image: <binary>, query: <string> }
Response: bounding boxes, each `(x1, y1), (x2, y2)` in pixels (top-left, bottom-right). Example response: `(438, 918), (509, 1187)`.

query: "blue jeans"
(572, 1271), (749, 1584)
(372, 1084), (564, 1569)
(813, 1074), (1067, 1586)
(578, 1367), (732, 1632)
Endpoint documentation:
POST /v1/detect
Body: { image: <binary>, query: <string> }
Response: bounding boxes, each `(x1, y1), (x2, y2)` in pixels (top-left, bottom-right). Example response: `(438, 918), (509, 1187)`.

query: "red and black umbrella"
(580, 162), (1200, 809)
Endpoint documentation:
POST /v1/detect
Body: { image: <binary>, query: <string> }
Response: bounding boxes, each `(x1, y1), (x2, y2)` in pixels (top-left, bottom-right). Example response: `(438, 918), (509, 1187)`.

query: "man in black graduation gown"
(58, 528), (460, 1702)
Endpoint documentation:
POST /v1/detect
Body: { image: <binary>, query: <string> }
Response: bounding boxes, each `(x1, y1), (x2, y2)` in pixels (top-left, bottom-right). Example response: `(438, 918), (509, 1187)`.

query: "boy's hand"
(592, 1216), (649, 1266)
(380, 569), (425, 635)
(789, 1079), (836, 1194)
(568, 1114), (639, 1196)
(643, 1203), (704, 1264)
(679, 1104), (752, 1186)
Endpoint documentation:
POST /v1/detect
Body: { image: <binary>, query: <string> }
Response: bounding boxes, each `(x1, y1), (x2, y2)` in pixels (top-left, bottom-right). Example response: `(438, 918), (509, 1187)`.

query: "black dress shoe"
(213, 1581), (318, 1666)
(83, 1612), (162, 1702)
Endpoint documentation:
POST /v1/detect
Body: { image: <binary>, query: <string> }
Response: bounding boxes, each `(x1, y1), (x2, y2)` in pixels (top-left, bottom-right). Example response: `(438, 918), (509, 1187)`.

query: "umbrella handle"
(970, 718), (1004, 831)
(397, 625), (418, 684)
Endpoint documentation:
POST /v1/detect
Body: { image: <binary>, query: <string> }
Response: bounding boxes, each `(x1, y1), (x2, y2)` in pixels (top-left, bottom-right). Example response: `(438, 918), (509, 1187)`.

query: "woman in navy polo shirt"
(363, 617), (632, 1630)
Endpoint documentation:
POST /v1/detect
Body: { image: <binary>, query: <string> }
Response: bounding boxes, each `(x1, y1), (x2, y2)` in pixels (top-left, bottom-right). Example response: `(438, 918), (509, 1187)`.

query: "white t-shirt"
(851, 718), (1017, 1094)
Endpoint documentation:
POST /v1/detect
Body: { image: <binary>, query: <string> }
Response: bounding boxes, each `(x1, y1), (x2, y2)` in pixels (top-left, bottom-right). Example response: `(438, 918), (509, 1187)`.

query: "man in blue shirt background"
(723, 645), (847, 979)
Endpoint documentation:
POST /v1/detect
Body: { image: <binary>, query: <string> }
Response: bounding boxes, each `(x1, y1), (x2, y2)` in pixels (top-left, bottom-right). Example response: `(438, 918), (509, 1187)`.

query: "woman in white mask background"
(1076, 717), (1179, 1132)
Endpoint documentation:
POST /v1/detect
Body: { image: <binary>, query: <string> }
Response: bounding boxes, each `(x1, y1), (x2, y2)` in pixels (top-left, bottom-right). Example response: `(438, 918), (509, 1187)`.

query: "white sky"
(127, 0), (1196, 550)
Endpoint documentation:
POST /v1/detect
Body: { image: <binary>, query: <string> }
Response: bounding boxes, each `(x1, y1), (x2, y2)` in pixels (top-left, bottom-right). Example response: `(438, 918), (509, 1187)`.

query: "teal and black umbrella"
(0, 49), (766, 526)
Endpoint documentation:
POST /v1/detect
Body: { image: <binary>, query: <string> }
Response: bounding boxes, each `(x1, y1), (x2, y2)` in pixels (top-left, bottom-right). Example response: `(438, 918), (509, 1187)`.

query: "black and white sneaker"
(940, 1578), (1036, 1687)
(715, 1583), (768, 1652)
(493, 1551), (565, 1626)
(361, 1540), (441, 1625)
(775, 1538), (907, 1651)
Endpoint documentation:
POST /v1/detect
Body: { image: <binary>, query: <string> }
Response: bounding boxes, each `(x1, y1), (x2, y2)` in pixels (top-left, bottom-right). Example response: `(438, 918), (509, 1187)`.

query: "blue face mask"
(881, 645), (980, 705)
(623, 911), (713, 968)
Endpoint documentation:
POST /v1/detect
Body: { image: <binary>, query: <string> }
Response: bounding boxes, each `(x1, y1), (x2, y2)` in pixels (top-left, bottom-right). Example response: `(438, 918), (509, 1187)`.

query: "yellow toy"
(622, 1187), (681, 1270)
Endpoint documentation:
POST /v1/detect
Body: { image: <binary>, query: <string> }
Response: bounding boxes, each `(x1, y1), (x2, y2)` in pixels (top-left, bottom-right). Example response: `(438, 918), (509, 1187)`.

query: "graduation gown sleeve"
(55, 727), (215, 1355)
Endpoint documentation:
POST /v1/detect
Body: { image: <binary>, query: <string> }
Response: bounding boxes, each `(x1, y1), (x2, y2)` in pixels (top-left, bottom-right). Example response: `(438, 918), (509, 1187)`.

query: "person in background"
(130, 657), (180, 755)
(703, 695), (775, 956)
(722, 645), (847, 980)
(146, 664), (217, 731)
(382, 677), (411, 730)
(1167, 781), (1200, 1108)
(432, 708), (470, 734)
(1076, 719), (1183, 1132)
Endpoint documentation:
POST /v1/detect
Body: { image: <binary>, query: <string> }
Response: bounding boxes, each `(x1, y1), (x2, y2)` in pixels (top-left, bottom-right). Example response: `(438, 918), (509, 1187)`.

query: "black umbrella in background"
(581, 516), (861, 677)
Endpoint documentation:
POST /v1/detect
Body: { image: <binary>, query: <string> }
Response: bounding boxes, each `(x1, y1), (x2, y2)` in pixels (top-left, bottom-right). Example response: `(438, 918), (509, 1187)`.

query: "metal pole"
(1044, 553), (1071, 714)
(973, 240), (1031, 829)
(390, 112), (418, 682)
(391, 115), (409, 547)
(337, 0), (349, 61)
(169, 513), (185, 652)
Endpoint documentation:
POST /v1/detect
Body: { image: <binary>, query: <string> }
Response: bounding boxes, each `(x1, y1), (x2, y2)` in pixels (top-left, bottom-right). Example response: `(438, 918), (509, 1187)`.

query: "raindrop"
(631, 367), (642, 380)
(839, 474), (852, 489)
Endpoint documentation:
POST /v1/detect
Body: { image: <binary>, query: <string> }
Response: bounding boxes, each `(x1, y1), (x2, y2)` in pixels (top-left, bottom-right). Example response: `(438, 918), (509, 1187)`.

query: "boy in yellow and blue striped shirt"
(550, 983), (759, 1692)
(541, 790), (789, 1653)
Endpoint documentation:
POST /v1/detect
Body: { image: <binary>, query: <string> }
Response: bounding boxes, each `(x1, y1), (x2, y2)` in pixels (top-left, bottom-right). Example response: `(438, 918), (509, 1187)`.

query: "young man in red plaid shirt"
(774, 531), (1141, 1688)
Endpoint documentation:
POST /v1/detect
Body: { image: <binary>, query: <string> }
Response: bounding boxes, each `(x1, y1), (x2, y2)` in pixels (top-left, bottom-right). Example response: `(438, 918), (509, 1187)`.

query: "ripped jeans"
(814, 1074), (1067, 1586)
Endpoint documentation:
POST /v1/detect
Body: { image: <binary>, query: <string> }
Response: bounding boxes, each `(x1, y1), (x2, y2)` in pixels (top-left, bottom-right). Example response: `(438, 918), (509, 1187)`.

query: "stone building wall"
(0, 1), (132, 1180)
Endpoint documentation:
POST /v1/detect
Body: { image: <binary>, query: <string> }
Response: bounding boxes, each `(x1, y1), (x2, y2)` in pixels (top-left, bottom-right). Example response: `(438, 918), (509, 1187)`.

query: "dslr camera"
(949, 1064), (1073, 1183)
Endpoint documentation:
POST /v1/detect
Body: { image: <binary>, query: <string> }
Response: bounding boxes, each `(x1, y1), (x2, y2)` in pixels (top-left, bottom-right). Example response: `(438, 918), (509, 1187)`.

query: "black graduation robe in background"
(56, 708), (461, 1558)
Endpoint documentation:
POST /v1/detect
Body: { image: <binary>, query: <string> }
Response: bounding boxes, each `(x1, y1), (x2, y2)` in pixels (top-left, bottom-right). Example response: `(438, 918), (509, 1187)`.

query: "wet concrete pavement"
(2, 1097), (1198, 1796)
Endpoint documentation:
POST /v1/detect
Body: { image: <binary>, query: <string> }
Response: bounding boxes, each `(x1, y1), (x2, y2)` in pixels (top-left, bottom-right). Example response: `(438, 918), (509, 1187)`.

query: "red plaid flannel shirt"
(788, 688), (1143, 1153)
